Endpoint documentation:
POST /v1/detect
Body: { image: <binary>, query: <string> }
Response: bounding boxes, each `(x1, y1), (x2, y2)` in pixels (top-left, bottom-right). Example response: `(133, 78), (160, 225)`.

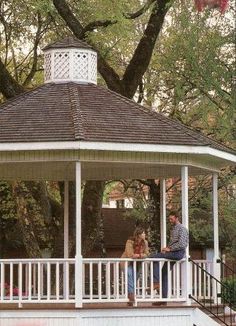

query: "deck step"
(211, 313), (236, 324)
(200, 305), (236, 326)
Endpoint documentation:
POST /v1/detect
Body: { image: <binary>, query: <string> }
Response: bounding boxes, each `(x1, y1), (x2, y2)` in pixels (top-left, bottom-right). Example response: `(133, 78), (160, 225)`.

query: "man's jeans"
(150, 250), (185, 298)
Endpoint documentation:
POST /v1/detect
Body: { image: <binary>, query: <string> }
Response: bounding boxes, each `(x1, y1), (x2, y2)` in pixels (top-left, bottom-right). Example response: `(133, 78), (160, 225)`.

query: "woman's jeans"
(128, 263), (141, 294)
(149, 250), (185, 298)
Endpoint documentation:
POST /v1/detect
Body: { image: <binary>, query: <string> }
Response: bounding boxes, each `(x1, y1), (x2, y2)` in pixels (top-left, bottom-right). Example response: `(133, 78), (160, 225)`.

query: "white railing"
(191, 260), (214, 300)
(82, 258), (186, 303)
(0, 259), (75, 304)
(0, 258), (215, 305)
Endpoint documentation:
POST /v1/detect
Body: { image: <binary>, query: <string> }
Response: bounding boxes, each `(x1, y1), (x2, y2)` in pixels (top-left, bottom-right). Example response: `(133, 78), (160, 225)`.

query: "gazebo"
(0, 36), (235, 318)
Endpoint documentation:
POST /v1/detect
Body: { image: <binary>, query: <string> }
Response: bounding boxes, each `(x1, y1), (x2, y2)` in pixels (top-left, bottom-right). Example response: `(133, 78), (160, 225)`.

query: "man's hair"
(168, 210), (179, 218)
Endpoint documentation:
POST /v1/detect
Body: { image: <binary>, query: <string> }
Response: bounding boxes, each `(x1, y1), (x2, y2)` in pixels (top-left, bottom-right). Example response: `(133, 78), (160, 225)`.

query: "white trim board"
(0, 307), (220, 326)
(0, 141), (235, 164)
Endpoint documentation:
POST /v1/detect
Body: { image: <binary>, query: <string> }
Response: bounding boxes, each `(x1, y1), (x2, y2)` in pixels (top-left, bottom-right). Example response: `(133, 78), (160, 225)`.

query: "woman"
(121, 226), (149, 305)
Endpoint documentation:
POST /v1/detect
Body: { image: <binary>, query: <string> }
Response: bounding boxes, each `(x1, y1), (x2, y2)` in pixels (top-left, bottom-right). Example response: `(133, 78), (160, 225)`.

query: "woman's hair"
(133, 226), (145, 243)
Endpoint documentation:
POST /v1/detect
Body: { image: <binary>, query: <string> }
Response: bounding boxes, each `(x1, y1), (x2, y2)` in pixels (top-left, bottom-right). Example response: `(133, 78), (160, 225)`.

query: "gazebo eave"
(0, 142), (234, 181)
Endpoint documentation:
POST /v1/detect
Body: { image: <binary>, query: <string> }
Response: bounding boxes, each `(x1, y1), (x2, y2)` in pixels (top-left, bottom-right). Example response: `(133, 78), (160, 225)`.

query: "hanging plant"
(194, 0), (229, 13)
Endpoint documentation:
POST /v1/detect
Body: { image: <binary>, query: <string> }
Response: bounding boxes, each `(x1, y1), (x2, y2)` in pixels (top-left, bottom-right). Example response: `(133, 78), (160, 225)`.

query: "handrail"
(218, 258), (236, 279)
(190, 258), (235, 326)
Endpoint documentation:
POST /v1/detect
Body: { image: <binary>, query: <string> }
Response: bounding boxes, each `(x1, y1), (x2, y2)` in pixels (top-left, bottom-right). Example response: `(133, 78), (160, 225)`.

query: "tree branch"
(52, 0), (84, 37)
(122, 0), (171, 98)
(23, 13), (43, 86)
(52, 0), (123, 92)
(83, 19), (117, 35)
(0, 58), (24, 98)
(124, 0), (156, 19)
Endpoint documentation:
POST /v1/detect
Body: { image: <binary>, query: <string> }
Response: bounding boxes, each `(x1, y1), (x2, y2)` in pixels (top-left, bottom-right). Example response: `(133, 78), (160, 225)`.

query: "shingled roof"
(43, 36), (93, 51)
(0, 82), (235, 155)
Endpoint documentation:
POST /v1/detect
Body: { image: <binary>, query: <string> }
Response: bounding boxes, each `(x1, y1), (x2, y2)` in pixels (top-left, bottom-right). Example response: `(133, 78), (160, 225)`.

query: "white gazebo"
(0, 37), (235, 323)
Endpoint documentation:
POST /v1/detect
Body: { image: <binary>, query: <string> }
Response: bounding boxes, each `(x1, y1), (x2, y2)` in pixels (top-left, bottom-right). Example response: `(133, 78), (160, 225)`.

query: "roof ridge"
(68, 83), (85, 140)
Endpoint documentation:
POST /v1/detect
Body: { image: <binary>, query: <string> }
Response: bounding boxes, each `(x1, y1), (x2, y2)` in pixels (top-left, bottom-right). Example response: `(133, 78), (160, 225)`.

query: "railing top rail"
(0, 258), (76, 263)
(0, 257), (186, 263)
(193, 260), (214, 263)
(82, 258), (186, 262)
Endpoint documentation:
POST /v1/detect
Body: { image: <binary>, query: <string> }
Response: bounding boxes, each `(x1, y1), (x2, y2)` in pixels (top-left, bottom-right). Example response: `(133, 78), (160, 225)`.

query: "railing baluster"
(198, 263), (202, 299)
(193, 264), (196, 297)
(159, 260), (162, 300)
(33, 263), (36, 297)
(89, 262), (93, 301)
(10, 263), (13, 301)
(124, 261), (128, 300)
(37, 262), (41, 301)
(115, 262), (119, 300)
(173, 263), (176, 297)
(82, 263), (85, 298)
(1, 262), (4, 301)
(121, 265), (124, 297)
(65, 261), (69, 301)
(106, 262), (111, 300)
(176, 262), (180, 299)
(28, 262), (32, 301)
(142, 261), (145, 299)
(56, 262), (59, 300)
(98, 262), (102, 300)
(203, 263), (206, 303)
(47, 262), (51, 301)
(167, 261), (171, 299)
(150, 261), (154, 299)
(18, 262), (22, 303)
(133, 260), (137, 305)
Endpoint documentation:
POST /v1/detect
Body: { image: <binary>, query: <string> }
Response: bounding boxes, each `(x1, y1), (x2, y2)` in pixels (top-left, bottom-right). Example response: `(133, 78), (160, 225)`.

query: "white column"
(64, 181), (69, 258)
(63, 181), (69, 299)
(213, 173), (219, 261)
(213, 173), (221, 303)
(75, 162), (83, 307)
(160, 178), (167, 248)
(181, 166), (191, 304)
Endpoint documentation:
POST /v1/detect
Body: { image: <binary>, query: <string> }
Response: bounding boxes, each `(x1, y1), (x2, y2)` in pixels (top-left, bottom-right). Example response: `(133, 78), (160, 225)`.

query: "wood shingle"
(0, 81), (234, 155)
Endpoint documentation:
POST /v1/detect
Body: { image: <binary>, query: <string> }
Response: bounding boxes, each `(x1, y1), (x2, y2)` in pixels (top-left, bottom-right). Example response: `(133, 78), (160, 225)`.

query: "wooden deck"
(0, 302), (197, 310)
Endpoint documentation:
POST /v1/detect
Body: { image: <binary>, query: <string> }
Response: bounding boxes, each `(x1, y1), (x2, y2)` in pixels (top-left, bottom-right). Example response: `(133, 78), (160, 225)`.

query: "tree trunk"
(12, 181), (42, 258)
(148, 179), (161, 251)
(82, 180), (105, 256)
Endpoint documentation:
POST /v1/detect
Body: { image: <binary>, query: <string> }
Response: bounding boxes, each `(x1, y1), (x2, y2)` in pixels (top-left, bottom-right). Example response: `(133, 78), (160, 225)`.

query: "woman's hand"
(132, 253), (140, 258)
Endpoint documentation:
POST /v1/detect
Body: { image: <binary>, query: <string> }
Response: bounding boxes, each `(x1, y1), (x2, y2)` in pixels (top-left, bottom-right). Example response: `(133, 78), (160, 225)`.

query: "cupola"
(43, 36), (97, 84)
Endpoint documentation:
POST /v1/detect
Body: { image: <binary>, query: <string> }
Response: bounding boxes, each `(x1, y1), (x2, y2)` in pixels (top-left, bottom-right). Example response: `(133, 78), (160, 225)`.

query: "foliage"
(222, 277), (236, 308)
(143, 0), (235, 146)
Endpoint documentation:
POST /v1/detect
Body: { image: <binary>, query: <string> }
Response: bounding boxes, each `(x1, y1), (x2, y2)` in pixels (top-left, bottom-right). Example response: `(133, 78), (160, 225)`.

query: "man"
(150, 210), (189, 300)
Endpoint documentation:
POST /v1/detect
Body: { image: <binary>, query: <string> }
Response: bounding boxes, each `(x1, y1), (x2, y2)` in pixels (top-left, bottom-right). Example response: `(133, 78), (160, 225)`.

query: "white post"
(181, 166), (191, 304)
(63, 181), (69, 300)
(160, 178), (167, 248)
(213, 173), (219, 261)
(75, 162), (83, 307)
(213, 173), (221, 303)
(64, 181), (69, 259)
